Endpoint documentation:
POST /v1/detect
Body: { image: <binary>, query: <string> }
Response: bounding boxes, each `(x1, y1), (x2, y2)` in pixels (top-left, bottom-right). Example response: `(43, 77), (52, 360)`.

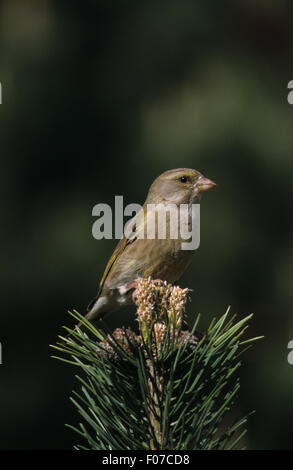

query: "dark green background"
(1, 0), (293, 449)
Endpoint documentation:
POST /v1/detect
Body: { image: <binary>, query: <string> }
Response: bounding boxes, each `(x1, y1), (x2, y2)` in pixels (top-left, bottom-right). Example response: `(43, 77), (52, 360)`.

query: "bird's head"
(146, 168), (216, 205)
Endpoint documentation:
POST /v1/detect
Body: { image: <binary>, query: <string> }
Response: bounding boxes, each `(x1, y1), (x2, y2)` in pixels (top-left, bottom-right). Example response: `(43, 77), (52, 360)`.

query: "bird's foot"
(118, 279), (140, 302)
(119, 278), (170, 303)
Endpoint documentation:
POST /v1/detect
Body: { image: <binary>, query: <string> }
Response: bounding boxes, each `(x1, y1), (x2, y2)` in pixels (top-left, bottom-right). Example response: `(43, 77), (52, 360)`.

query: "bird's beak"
(196, 175), (217, 194)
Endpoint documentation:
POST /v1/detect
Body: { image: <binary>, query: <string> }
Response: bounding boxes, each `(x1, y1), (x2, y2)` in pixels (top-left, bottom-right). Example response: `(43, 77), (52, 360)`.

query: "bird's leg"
(123, 277), (184, 303)
(122, 278), (167, 302)
(119, 279), (141, 302)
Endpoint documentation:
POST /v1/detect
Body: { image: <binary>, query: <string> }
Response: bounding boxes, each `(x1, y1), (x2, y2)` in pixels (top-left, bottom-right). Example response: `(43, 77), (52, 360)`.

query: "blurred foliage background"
(0, 0), (293, 450)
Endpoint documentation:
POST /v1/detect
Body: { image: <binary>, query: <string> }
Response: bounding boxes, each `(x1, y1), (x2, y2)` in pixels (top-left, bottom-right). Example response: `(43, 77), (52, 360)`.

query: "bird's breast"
(104, 204), (197, 289)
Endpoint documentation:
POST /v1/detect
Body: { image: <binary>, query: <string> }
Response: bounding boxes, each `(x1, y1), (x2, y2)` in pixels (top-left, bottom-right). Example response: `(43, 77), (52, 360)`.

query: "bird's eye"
(180, 176), (188, 183)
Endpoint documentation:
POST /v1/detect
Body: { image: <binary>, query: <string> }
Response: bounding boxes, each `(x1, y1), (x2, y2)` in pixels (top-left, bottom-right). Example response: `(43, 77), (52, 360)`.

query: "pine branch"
(50, 278), (262, 450)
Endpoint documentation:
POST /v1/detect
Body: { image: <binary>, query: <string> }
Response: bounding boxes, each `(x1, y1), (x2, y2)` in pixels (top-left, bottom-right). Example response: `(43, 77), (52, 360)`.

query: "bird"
(84, 168), (216, 326)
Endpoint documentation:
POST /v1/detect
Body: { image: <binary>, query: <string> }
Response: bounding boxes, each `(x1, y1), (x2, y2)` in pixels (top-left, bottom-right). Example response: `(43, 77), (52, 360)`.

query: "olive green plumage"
(86, 168), (216, 323)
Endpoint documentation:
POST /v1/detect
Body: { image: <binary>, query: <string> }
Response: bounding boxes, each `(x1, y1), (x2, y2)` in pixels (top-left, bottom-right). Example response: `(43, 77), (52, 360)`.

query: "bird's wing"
(86, 237), (132, 311)
(87, 209), (145, 311)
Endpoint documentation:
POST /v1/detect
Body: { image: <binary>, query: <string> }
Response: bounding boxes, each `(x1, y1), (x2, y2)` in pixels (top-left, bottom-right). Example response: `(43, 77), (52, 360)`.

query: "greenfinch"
(86, 168), (216, 323)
